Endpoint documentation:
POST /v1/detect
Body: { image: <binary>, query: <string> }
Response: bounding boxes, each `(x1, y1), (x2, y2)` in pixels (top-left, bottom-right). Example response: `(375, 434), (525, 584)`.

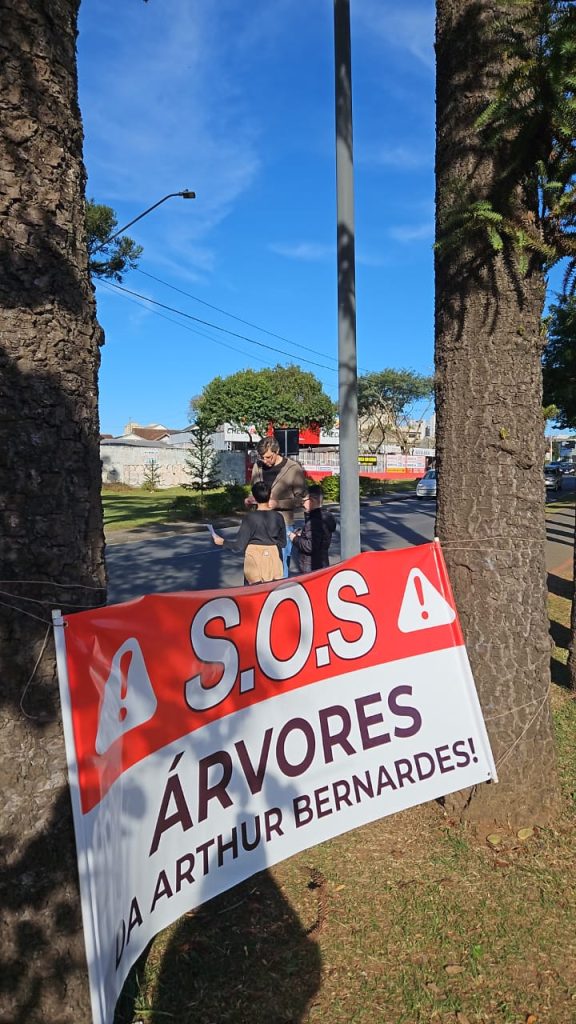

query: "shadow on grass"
(547, 572), (574, 600)
(115, 870), (322, 1024)
(548, 571), (573, 689)
(551, 654), (571, 689)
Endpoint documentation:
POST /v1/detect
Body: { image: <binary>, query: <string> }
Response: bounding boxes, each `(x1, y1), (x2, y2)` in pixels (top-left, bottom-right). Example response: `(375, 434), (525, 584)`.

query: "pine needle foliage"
(543, 293), (576, 424)
(436, 0), (576, 289)
(185, 421), (221, 497)
(86, 199), (143, 282)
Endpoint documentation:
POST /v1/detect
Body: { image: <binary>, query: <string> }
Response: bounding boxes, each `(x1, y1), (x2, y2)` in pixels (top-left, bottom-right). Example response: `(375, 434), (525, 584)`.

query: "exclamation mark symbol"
(468, 737), (478, 763)
(118, 649), (132, 722)
(414, 573), (429, 620)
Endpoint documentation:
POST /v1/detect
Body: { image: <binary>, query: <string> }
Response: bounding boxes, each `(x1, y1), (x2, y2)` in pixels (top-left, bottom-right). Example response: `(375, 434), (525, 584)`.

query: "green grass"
(102, 487), (190, 531)
(102, 480), (419, 532)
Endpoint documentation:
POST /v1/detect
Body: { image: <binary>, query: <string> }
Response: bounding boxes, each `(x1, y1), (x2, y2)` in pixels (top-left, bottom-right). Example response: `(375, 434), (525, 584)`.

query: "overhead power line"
(136, 268), (336, 362)
(99, 281), (275, 367)
(99, 281), (339, 396)
(105, 281), (339, 373)
(135, 266), (373, 375)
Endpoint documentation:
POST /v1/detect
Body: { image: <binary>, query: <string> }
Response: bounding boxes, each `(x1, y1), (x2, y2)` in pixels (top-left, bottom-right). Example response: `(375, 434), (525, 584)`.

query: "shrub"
(202, 490), (236, 516)
(320, 475), (340, 502)
(101, 482), (135, 493)
(359, 478), (389, 497)
(224, 483), (251, 510)
(169, 495), (203, 520)
(169, 485), (249, 520)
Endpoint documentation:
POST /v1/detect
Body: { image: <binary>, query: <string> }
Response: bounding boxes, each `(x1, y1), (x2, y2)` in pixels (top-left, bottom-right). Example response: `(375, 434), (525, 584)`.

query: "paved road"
(546, 495), (575, 576)
(105, 491), (574, 605)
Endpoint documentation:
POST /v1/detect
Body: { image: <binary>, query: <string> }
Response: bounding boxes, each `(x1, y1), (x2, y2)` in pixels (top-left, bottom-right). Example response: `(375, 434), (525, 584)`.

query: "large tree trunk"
(0, 2), (106, 1020)
(435, 0), (558, 824)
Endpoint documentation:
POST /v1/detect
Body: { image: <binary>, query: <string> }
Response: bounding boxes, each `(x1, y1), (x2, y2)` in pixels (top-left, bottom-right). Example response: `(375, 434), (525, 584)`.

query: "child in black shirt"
(288, 484), (337, 573)
(212, 481), (286, 584)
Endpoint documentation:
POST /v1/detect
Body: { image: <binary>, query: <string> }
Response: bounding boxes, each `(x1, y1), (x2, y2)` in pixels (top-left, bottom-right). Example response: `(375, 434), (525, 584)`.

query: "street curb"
(359, 491), (416, 506)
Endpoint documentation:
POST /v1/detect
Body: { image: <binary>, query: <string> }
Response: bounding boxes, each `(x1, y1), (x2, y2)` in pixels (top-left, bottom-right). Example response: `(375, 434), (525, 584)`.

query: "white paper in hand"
(206, 524), (217, 538)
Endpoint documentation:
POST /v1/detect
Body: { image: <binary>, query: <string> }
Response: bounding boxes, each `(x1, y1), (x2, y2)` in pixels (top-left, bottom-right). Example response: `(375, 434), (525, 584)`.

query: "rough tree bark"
(434, 0), (559, 823)
(0, 1), (106, 1020)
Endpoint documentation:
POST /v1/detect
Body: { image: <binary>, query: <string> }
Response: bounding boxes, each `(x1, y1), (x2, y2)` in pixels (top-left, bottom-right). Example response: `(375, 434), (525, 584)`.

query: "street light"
(334, 0), (360, 558)
(92, 189), (196, 252)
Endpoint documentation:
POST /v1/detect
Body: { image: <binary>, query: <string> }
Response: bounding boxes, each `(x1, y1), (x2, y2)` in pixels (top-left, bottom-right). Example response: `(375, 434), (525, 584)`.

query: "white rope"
(19, 624), (51, 721)
(484, 691), (550, 722)
(495, 692), (550, 770)
(0, 578), (105, 590)
(0, 589), (106, 610)
(0, 598), (53, 625)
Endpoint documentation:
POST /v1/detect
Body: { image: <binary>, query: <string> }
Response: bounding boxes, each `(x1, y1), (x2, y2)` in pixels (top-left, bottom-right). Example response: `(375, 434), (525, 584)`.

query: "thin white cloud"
(269, 240), (386, 267)
(357, 249), (387, 269)
(359, 143), (431, 170)
(356, 2), (435, 71)
(79, 0), (263, 272)
(269, 241), (335, 262)
(388, 222), (434, 243)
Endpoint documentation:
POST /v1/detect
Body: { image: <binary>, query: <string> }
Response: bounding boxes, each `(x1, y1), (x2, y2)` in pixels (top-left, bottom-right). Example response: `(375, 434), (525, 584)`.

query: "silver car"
(416, 469), (437, 499)
(544, 465), (562, 491)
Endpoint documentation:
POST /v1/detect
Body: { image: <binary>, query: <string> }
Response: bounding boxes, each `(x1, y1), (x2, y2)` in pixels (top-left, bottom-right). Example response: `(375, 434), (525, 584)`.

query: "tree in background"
(142, 457), (163, 491)
(357, 369), (434, 453)
(185, 421), (221, 498)
(86, 198), (143, 281)
(191, 364), (336, 441)
(543, 293), (576, 689)
(543, 295), (576, 428)
(0, 1), (105, 1018)
(434, 0), (562, 823)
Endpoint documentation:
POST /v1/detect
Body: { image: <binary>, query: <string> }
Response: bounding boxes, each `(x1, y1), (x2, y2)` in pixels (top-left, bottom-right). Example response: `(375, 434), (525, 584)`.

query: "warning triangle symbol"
(398, 568), (456, 633)
(95, 638), (157, 755)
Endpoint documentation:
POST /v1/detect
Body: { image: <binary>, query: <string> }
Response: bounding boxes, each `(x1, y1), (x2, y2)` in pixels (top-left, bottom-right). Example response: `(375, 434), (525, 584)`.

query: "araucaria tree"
(186, 421), (221, 496)
(86, 198), (143, 281)
(142, 457), (163, 491)
(191, 363), (336, 440)
(0, 1), (105, 1019)
(435, 0), (562, 822)
(357, 368), (434, 453)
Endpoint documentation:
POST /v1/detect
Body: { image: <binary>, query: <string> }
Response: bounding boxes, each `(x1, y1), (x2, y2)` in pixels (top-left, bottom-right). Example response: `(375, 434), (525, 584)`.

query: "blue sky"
(77, 0), (564, 439)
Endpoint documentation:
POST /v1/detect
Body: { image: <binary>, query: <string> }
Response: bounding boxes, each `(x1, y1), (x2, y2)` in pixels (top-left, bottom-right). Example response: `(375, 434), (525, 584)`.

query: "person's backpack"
(244, 544), (283, 584)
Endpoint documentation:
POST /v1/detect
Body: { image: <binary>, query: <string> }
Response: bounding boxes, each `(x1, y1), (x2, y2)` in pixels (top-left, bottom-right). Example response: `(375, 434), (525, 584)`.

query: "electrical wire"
(135, 266), (373, 374)
(102, 280), (340, 375)
(99, 281), (339, 396)
(136, 268), (336, 360)
(99, 282), (279, 369)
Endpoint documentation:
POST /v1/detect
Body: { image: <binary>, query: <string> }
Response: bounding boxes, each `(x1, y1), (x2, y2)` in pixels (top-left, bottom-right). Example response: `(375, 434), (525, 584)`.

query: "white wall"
(100, 443), (246, 488)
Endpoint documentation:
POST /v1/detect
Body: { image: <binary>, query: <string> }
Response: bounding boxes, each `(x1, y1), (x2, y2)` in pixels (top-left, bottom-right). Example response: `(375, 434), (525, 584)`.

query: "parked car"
(544, 464), (562, 491)
(416, 469), (437, 499)
(546, 460), (571, 475)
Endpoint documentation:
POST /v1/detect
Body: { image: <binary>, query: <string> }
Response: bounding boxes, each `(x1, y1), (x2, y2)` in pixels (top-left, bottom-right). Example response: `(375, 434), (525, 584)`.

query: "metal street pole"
(92, 190), (196, 252)
(334, 0), (360, 558)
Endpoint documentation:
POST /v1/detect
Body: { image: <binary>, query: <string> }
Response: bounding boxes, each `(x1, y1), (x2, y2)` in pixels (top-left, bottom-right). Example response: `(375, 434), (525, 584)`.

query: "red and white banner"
(54, 542), (496, 1024)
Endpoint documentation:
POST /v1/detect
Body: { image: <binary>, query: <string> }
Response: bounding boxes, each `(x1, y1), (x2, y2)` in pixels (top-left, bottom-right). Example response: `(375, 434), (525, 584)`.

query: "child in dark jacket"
(212, 481), (286, 584)
(288, 484), (337, 573)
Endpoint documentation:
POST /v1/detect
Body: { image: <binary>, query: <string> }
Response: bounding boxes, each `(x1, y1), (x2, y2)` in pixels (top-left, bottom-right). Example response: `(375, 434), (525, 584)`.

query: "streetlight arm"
(91, 190), (196, 253)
